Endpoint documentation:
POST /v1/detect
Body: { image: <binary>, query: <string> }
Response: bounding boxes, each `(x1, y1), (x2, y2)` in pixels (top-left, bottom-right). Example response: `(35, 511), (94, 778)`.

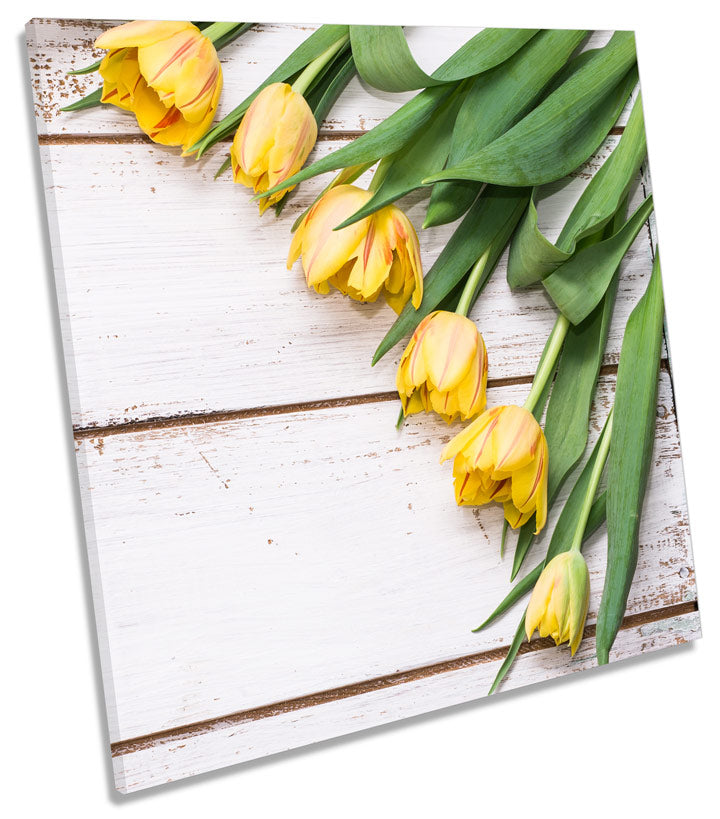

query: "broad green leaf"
(423, 32), (638, 187)
(335, 83), (467, 229)
(596, 252), (664, 664)
(188, 24), (350, 157)
(350, 25), (537, 92)
(426, 29), (588, 228)
(372, 186), (530, 364)
(543, 194), (654, 324)
(507, 93), (647, 288)
(258, 84), (455, 198)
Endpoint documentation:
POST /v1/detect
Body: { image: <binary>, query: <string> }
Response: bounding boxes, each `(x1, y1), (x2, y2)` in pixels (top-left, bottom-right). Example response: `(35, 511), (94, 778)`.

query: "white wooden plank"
(27, 21), (630, 137)
(42, 136), (654, 428)
(78, 373), (694, 743)
(112, 610), (700, 793)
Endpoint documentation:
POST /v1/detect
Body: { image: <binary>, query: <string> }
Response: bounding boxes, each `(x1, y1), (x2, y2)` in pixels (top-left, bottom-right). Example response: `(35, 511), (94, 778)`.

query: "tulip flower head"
(440, 405), (549, 532)
(95, 21), (223, 152)
(525, 551), (590, 655)
(396, 311), (488, 423)
(231, 83), (318, 214)
(287, 184), (423, 313)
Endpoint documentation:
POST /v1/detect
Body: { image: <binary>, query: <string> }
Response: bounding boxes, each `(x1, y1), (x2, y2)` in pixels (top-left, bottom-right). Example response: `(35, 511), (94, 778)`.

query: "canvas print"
(27, 19), (699, 793)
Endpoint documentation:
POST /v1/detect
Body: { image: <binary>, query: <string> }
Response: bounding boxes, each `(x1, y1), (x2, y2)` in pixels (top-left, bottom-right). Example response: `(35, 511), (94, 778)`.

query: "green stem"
(291, 34), (350, 96)
(202, 21), (243, 44)
(523, 314), (570, 413)
(455, 248), (492, 318)
(571, 407), (614, 551)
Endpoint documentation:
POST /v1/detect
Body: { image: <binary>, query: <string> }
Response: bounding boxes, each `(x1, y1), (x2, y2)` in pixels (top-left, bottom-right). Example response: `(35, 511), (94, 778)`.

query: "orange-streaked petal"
(422, 312), (478, 393)
(95, 20), (196, 50)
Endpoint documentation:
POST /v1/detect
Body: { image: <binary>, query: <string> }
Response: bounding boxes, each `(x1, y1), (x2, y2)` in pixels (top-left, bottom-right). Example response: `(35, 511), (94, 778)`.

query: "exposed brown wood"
(37, 130), (371, 146)
(72, 361), (669, 440)
(110, 599), (696, 757)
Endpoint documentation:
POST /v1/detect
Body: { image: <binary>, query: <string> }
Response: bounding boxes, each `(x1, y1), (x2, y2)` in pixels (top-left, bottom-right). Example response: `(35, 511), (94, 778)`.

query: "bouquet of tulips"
(65, 22), (665, 692)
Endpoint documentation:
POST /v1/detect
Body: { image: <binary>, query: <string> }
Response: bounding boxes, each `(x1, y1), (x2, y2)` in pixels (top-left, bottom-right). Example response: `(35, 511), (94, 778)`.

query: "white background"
(3, 1), (717, 815)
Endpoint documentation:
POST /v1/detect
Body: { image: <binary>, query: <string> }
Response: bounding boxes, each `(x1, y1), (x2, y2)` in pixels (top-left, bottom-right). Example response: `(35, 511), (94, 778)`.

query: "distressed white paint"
(40, 137), (653, 428)
(79, 374), (693, 744)
(112, 610), (700, 793)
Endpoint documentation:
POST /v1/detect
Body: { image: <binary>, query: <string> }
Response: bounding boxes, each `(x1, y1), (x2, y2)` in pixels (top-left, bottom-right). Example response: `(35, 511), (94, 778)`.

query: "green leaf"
(488, 617), (526, 695)
(349, 26), (538, 93)
(596, 252), (664, 664)
(67, 57), (102, 76)
(423, 32), (638, 187)
(372, 186), (530, 364)
(208, 21), (254, 52)
(426, 29), (588, 228)
(543, 194), (654, 324)
(305, 49), (355, 126)
(335, 82), (467, 229)
(188, 24), (350, 157)
(258, 84), (455, 198)
(507, 93), (647, 288)
(60, 87), (102, 112)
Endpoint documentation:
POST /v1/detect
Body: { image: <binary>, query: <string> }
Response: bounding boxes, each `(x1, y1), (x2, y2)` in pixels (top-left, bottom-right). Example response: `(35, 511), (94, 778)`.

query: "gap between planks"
(110, 599), (697, 758)
(37, 126), (629, 147)
(72, 361), (670, 440)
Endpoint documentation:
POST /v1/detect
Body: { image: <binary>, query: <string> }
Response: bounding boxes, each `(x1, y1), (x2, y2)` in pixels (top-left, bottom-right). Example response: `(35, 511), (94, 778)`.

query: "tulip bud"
(525, 551), (591, 655)
(231, 83), (317, 214)
(440, 405), (549, 532)
(95, 21), (223, 152)
(396, 311), (488, 423)
(287, 184), (423, 313)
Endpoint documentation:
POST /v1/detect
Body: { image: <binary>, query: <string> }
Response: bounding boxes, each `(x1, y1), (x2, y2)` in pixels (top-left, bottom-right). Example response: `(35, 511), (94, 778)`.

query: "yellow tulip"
(525, 551), (590, 655)
(231, 83), (318, 214)
(95, 21), (223, 152)
(440, 405), (549, 532)
(287, 184), (423, 313)
(396, 311), (488, 423)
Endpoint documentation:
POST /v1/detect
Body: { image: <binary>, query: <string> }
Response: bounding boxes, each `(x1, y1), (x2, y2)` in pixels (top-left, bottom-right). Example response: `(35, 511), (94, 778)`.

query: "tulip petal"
(422, 312), (478, 393)
(95, 20), (196, 50)
(267, 92), (317, 189)
(174, 49), (222, 123)
(298, 185), (372, 286)
(456, 339), (488, 420)
(490, 406), (540, 477)
(347, 211), (394, 298)
(440, 407), (499, 464)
